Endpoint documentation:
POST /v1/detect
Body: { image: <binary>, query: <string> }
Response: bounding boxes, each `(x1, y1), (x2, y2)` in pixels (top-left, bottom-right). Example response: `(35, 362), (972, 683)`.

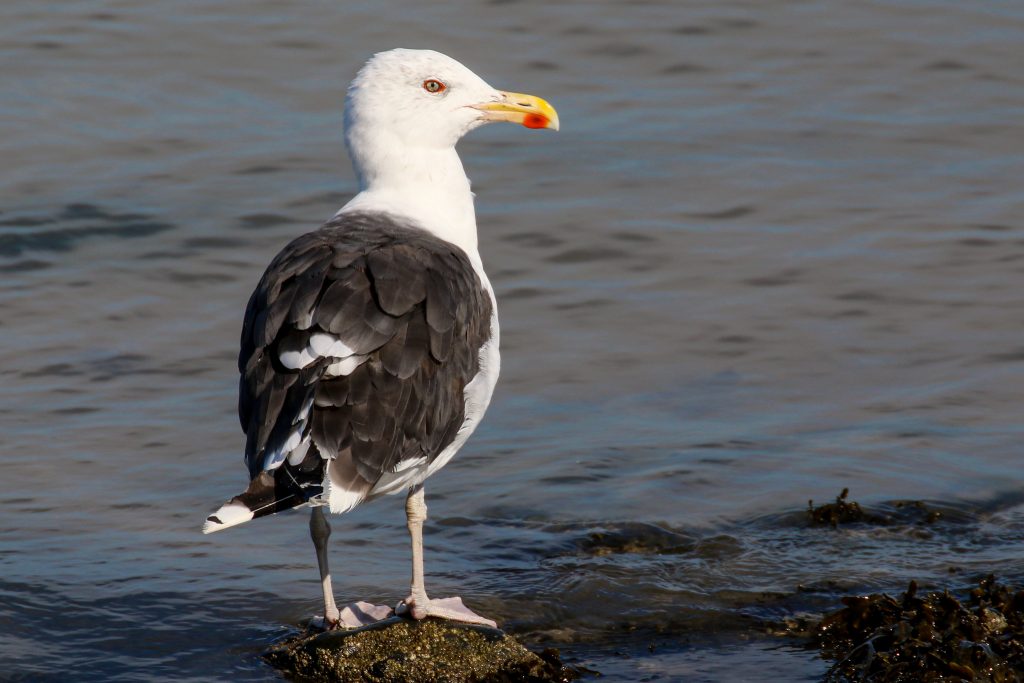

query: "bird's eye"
(422, 79), (446, 94)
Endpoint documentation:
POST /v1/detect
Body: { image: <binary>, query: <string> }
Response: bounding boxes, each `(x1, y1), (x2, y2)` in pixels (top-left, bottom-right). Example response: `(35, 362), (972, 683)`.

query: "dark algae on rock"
(815, 575), (1024, 682)
(263, 617), (581, 683)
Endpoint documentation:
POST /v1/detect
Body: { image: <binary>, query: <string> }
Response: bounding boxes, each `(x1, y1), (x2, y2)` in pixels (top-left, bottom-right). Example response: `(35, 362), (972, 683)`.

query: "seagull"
(202, 48), (559, 629)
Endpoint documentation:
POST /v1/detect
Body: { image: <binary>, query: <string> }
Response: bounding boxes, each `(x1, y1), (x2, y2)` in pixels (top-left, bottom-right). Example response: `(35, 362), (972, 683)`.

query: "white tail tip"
(202, 501), (254, 534)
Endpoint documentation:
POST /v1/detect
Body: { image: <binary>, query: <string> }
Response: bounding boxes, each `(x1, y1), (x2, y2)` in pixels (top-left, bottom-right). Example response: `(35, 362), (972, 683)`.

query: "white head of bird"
(339, 48), (559, 253)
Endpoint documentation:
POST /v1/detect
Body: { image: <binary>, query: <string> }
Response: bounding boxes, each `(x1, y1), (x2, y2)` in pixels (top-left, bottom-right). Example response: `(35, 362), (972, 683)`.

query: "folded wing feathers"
(366, 245), (428, 316)
(233, 213), (492, 518)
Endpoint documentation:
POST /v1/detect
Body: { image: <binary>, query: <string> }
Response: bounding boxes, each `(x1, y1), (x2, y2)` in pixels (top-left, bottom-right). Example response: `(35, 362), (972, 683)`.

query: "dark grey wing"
(235, 213), (493, 516)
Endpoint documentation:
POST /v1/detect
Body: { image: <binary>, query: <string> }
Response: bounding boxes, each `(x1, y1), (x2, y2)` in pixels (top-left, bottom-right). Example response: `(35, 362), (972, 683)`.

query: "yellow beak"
(473, 91), (560, 131)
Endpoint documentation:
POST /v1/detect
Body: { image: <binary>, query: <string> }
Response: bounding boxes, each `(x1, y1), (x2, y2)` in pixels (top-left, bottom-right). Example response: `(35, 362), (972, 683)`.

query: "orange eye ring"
(422, 79), (447, 94)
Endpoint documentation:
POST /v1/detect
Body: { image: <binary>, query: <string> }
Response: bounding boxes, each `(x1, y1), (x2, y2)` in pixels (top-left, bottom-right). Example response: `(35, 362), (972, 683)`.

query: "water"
(2, 0), (1023, 680)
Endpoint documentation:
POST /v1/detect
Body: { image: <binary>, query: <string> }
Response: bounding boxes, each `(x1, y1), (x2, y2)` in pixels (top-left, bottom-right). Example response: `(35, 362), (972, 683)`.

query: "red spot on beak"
(523, 113), (549, 129)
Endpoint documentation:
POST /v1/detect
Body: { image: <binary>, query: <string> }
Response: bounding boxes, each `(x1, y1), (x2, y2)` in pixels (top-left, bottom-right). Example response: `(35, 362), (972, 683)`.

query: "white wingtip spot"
(310, 333), (355, 358)
(325, 354), (368, 377)
(202, 502), (255, 534)
(279, 347), (317, 370)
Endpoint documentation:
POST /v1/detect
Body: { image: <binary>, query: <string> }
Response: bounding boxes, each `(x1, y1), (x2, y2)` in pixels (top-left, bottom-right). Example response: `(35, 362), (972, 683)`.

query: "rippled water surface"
(2, 1), (1023, 680)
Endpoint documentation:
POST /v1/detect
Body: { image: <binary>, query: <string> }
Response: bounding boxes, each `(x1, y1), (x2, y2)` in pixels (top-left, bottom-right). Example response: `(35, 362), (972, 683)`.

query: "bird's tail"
(202, 469), (321, 534)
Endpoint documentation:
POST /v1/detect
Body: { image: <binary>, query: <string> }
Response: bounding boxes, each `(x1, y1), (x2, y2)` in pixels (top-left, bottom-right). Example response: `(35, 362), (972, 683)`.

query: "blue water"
(2, 0), (1023, 680)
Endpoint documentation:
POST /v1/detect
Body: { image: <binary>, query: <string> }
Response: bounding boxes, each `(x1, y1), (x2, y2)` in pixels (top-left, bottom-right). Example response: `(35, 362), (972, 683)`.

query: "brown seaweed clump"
(263, 617), (580, 683)
(816, 575), (1024, 682)
(808, 488), (867, 528)
(807, 488), (949, 530)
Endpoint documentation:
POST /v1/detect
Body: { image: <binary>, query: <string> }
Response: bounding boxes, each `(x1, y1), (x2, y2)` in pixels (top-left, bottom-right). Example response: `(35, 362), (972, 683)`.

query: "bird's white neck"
(338, 131), (479, 255)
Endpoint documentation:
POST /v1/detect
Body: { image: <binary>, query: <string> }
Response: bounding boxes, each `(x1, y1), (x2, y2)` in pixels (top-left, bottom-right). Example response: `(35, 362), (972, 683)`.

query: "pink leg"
(309, 507), (342, 627)
(309, 507), (393, 630)
(395, 485), (497, 628)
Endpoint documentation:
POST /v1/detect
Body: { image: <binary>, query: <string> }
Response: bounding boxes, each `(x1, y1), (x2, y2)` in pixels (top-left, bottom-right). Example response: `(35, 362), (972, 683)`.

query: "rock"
(263, 616), (579, 683)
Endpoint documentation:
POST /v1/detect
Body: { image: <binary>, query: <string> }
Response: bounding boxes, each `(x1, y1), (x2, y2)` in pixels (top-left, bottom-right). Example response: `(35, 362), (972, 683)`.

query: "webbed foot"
(395, 594), (497, 628)
(311, 600), (394, 630)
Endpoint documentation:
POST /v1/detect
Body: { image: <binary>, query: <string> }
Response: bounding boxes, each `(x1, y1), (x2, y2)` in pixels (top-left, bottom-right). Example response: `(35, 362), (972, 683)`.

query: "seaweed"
(808, 488), (867, 528)
(815, 576), (1024, 682)
(807, 489), (946, 529)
